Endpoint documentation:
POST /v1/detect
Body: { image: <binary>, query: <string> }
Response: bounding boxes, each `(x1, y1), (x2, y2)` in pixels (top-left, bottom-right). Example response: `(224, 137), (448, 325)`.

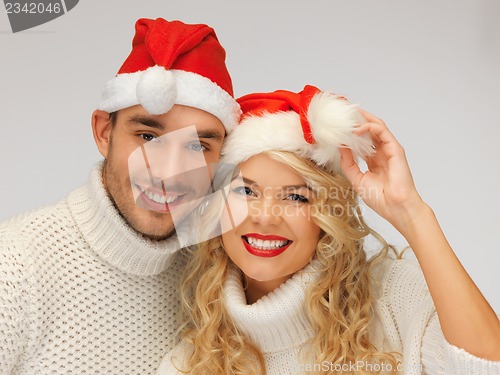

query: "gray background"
(1, 1), (499, 312)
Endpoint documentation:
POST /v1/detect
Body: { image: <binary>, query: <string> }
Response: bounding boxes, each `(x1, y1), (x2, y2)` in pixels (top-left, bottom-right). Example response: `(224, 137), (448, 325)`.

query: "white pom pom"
(137, 66), (177, 115)
(307, 92), (374, 170)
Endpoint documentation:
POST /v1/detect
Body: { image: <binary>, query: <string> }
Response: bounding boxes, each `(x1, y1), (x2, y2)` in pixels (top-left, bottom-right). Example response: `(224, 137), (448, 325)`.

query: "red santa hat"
(220, 85), (374, 172)
(98, 18), (240, 132)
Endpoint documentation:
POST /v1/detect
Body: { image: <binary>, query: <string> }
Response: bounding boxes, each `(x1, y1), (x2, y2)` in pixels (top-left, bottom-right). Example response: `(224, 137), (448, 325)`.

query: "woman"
(158, 86), (500, 374)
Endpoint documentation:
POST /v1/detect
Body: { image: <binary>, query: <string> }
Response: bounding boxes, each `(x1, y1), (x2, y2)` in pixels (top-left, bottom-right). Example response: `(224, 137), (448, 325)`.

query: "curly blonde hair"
(179, 150), (400, 374)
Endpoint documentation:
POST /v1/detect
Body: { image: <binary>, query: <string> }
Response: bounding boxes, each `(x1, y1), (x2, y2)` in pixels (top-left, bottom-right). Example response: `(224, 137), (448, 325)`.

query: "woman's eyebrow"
(242, 177), (258, 186)
(282, 184), (309, 189)
(242, 177), (309, 190)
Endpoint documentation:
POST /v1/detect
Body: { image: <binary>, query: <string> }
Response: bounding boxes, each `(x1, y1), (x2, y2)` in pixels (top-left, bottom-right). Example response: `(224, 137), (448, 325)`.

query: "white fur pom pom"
(307, 92), (374, 170)
(137, 66), (177, 115)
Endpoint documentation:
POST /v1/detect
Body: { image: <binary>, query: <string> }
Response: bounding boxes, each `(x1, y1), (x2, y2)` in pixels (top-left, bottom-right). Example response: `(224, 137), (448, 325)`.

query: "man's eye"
(186, 142), (207, 152)
(287, 194), (309, 203)
(140, 134), (158, 142)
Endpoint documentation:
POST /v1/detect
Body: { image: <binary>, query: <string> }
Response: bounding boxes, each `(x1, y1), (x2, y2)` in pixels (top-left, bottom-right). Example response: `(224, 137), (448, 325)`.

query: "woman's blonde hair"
(179, 150), (400, 374)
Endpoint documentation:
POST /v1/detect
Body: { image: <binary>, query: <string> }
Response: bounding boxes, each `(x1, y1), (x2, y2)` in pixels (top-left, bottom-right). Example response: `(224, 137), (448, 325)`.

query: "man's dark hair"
(109, 111), (118, 127)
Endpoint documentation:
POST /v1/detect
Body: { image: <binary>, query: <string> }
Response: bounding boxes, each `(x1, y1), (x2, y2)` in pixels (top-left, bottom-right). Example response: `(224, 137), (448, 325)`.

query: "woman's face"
(221, 153), (321, 296)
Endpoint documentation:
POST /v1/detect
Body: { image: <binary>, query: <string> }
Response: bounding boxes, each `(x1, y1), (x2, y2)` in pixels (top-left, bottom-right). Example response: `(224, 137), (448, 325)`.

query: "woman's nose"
(248, 197), (283, 227)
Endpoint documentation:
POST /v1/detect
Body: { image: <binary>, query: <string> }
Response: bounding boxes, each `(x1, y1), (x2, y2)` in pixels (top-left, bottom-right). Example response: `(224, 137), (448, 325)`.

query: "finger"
(354, 122), (400, 147)
(353, 123), (384, 150)
(357, 108), (386, 125)
(339, 147), (364, 188)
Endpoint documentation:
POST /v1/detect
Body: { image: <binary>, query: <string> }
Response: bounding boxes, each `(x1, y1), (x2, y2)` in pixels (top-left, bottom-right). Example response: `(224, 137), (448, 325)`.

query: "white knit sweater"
(158, 257), (500, 374)
(0, 164), (189, 375)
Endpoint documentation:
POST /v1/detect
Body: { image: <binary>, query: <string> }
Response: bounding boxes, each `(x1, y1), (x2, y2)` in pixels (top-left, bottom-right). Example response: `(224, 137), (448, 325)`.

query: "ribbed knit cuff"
(443, 341), (500, 374)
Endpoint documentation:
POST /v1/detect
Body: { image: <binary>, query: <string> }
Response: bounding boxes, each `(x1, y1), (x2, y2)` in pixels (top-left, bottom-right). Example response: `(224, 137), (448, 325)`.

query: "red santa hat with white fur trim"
(98, 18), (240, 132)
(220, 85), (374, 172)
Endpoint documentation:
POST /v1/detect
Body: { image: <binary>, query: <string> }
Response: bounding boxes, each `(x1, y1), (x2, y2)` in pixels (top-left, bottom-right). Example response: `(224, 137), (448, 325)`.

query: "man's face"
(101, 104), (225, 240)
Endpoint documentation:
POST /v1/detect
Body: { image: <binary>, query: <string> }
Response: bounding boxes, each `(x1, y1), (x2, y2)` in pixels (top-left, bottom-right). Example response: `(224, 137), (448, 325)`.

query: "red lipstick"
(242, 233), (292, 258)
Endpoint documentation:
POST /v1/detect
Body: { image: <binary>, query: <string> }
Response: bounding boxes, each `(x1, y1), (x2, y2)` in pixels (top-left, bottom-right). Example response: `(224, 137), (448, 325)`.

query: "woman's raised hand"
(339, 109), (427, 234)
(340, 110), (500, 360)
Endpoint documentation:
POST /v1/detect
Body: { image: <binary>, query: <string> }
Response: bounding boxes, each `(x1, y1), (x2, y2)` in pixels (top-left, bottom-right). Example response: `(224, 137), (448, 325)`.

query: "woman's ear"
(92, 110), (114, 158)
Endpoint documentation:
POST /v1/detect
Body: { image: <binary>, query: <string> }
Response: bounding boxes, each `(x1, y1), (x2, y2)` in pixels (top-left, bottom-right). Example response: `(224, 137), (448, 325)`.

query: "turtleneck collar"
(223, 260), (321, 353)
(67, 162), (182, 276)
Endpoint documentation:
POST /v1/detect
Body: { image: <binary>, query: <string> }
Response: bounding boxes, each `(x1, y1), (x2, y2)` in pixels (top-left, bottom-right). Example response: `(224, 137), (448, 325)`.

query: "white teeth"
(246, 237), (288, 250)
(166, 196), (178, 204)
(144, 190), (180, 204)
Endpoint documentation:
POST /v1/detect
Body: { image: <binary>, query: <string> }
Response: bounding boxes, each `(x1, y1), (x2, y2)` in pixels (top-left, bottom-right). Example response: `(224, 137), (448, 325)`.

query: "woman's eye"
(232, 186), (254, 196)
(186, 142), (207, 152)
(287, 194), (309, 203)
(140, 134), (157, 142)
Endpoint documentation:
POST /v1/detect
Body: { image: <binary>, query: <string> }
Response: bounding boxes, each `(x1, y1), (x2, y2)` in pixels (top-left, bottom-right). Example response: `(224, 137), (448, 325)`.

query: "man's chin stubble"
(102, 167), (177, 241)
(122, 209), (177, 241)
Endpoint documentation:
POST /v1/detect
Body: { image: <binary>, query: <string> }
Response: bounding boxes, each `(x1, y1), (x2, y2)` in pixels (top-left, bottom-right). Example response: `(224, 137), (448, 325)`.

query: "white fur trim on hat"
(98, 66), (240, 131)
(220, 93), (373, 172)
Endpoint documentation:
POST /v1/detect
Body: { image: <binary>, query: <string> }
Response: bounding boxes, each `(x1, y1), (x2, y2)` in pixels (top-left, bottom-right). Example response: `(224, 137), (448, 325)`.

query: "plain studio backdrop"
(1, 1), (499, 313)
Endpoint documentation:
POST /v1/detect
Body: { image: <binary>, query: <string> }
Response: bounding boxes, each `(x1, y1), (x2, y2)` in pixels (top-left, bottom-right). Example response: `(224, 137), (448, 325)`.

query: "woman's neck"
(244, 274), (291, 304)
(223, 262), (319, 353)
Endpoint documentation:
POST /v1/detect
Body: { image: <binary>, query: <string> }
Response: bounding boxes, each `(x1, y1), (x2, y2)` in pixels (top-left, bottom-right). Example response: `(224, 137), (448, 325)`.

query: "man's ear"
(92, 110), (114, 158)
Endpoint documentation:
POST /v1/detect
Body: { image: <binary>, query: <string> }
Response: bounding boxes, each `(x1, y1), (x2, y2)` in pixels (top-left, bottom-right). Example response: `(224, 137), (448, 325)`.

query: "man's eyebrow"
(127, 116), (223, 140)
(196, 130), (224, 140)
(128, 116), (164, 130)
(241, 177), (309, 190)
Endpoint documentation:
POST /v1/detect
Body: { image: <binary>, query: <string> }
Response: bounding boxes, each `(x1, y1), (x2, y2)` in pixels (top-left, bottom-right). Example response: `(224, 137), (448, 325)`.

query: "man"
(0, 18), (240, 374)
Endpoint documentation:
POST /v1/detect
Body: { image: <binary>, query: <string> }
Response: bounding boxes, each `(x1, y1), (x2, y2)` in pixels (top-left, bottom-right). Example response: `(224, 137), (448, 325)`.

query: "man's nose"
(143, 141), (192, 181)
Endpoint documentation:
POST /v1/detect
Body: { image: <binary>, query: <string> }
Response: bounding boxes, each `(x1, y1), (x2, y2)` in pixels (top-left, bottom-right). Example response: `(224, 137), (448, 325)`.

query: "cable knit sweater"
(0, 164), (188, 375)
(158, 258), (500, 375)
